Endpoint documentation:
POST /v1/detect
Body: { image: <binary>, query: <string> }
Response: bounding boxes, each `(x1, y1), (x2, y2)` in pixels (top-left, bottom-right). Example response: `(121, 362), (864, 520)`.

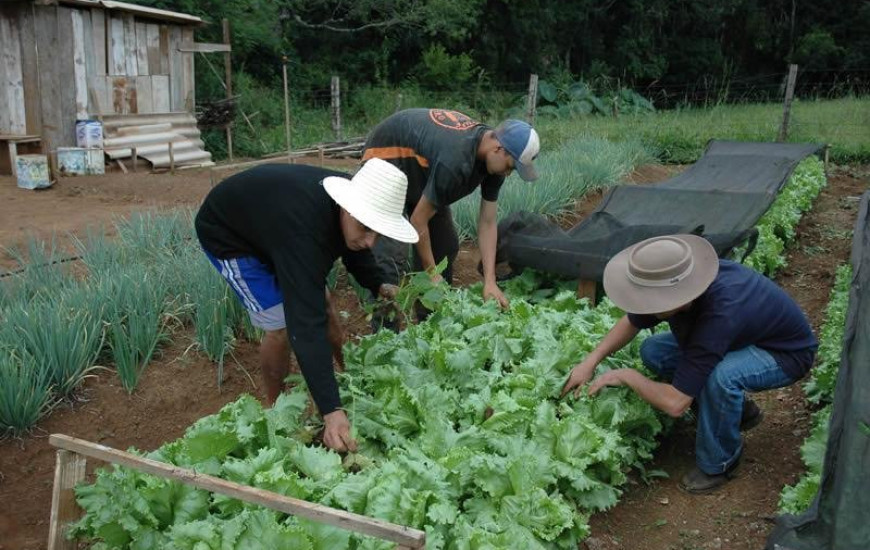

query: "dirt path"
(0, 162), (866, 550)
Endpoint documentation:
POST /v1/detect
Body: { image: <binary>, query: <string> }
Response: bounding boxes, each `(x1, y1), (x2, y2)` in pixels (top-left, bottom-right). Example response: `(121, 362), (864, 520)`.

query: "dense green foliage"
(779, 264), (852, 514)
(70, 276), (667, 549)
(737, 157), (827, 276)
(142, 0), (868, 93)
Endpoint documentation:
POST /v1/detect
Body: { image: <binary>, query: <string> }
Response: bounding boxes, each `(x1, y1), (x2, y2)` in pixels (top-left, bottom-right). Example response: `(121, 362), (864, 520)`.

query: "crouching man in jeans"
(195, 159), (418, 453)
(561, 234), (817, 493)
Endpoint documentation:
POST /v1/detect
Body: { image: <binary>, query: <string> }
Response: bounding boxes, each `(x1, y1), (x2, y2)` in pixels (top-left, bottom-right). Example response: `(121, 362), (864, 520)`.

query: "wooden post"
(47, 450), (87, 550)
(331, 76), (342, 141)
(48, 435), (426, 548)
(395, 92), (403, 112)
(526, 73), (538, 125)
(131, 147), (138, 172)
(222, 19), (234, 163)
(777, 64), (798, 142)
(282, 55), (292, 163)
(318, 146), (325, 167)
(168, 141), (175, 174)
(824, 144), (830, 174)
(576, 279), (596, 303)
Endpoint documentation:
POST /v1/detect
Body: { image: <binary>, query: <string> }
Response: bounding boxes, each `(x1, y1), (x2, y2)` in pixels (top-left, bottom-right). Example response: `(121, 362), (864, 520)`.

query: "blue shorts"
(204, 252), (286, 331)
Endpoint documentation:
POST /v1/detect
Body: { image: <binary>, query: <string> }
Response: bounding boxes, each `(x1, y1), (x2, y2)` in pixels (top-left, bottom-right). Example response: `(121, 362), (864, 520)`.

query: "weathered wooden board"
(34, 4), (63, 144)
(146, 23), (160, 75)
(88, 76), (109, 115)
(180, 27), (194, 112)
(57, 6), (78, 142)
(158, 25), (169, 75)
(109, 14), (125, 75)
(18, 3), (43, 134)
(0, 11), (27, 134)
(111, 76), (126, 114)
(135, 75), (152, 114)
(122, 13), (137, 76)
(168, 25), (182, 111)
(70, 9), (89, 119)
(80, 8), (95, 79)
(151, 74), (169, 112)
(91, 8), (106, 76)
(135, 21), (148, 75)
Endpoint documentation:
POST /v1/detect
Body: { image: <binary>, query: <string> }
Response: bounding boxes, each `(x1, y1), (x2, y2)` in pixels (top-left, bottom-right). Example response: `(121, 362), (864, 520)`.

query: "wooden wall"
(0, 2), (195, 147)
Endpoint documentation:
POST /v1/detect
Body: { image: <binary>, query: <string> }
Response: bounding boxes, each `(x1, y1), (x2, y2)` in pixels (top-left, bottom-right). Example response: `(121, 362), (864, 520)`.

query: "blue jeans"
(640, 333), (795, 475)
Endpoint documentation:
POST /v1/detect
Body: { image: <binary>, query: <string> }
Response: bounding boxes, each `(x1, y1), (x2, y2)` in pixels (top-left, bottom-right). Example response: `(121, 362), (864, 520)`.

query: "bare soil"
(0, 160), (866, 550)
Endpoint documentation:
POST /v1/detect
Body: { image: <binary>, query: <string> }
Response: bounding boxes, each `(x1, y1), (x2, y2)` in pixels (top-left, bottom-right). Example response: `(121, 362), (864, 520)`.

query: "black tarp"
(497, 140), (822, 280)
(766, 191), (870, 550)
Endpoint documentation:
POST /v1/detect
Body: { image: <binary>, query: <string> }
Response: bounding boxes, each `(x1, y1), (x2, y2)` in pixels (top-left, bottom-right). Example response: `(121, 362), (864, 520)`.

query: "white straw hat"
(322, 158), (419, 244)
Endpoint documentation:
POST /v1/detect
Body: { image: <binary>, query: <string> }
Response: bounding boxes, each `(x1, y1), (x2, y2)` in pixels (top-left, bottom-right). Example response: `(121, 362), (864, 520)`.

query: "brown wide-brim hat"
(603, 234), (719, 314)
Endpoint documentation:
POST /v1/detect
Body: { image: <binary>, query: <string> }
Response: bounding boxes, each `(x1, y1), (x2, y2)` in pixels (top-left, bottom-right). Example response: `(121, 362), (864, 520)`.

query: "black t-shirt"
(195, 164), (386, 415)
(362, 108), (505, 212)
(628, 260), (818, 397)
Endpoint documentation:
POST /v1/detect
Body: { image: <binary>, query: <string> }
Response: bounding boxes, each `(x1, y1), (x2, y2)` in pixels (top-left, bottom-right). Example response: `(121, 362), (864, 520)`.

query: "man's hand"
(587, 369), (628, 396)
(482, 281), (509, 309)
(428, 271), (445, 285)
(378, 283), (399, 300)
(322, 410), (358, 453)
(560, 358), (598, 398)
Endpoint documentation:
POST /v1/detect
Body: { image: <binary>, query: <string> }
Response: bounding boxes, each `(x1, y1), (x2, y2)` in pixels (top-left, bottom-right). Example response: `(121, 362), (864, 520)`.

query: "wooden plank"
(57, 6), (78, 143)
(50, 434), (427, 548)
(0, 12), (27, 134)
(576, 279), (597, 303)
(180, 27), (194, 112)
(151, 74), (169, 112)
(0, 10), (13, 134)
(145, 23), (160, 74)
(122, 13), (137, 76)
(111, 76), (126, 114)
(158, 25), (169, 74)
(88, 76), (109, 115)
(80, 7), (95, 79)
(168, 25), (182, 111)
(70, 9), (88, 119)
(108, 14), (124, 75)
(135, 75), (152, 114)
(124, 75), (137, 114)
(178, 42), (231, 53)
(47, 450), (87, 550)
(91, 8), (106, 75)
(135, 21), (148, 75)
(18, 3), (42, 134)
(34, 5), (63, 146)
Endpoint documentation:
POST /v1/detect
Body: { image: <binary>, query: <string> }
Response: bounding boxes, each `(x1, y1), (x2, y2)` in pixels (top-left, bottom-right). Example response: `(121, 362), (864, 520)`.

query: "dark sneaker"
(740, 398), (764, 431)
(679, 458), (741, 494)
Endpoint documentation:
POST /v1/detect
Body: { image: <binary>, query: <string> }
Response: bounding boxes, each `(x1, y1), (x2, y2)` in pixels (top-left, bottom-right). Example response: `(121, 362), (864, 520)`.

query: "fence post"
(331, 76), (342, 141)
(282, 55), (292, 162)
(395, 92), (403, 113)
(777, 64), (798, 142)
(223, 19), (234, 163)
(47, 450), (87, 550)
(526, 73), (538, 124)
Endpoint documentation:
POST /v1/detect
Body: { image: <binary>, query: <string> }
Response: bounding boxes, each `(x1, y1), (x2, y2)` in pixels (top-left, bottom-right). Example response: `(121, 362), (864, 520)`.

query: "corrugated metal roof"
(56, 0), (203, 25)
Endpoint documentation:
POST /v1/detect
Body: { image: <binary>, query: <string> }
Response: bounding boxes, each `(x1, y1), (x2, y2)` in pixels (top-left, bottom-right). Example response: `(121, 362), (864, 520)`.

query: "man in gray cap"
(561, 234), (817, 493)
(362, 108), (540, 311)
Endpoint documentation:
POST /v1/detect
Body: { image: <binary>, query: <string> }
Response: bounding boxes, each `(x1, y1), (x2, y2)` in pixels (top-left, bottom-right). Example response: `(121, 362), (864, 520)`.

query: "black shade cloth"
(497, 140), (822, 280)
(766, 191), (870, 550)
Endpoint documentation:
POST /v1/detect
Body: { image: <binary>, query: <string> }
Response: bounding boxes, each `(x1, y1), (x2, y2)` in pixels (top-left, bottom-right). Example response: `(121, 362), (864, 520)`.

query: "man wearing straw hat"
(362, 108), (540, 312)
(195, 159), (418, 452)
(561, 235), (817, 493)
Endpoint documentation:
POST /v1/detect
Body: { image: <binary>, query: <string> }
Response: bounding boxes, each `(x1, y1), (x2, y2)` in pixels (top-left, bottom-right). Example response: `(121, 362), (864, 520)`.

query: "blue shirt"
(628, 260), (818, 397)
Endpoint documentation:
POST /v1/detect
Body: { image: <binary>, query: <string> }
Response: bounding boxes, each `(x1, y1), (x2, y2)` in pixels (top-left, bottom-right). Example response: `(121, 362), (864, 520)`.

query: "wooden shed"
(0, 0), (215, 171)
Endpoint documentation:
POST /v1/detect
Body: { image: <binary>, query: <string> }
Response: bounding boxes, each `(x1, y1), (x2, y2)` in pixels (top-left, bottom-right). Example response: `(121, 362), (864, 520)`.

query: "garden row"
(778, 264), (852, 514)
(66, 156), (829, 548)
